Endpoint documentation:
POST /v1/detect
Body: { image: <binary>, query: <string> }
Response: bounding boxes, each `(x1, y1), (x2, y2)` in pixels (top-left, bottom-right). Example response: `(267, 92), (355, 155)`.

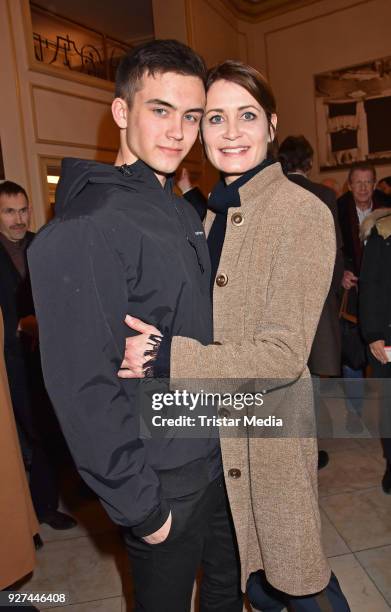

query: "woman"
(121, 61), (349, 610)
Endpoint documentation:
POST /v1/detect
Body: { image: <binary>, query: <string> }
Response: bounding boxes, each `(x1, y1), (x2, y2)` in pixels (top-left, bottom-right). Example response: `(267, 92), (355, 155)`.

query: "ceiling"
(225, 0), (322, 20)
(31, 0), (154, 42)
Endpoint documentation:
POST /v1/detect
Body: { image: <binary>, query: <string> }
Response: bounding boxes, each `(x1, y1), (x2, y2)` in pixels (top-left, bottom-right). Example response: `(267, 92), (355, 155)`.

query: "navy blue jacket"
(28, 158), (220, 536)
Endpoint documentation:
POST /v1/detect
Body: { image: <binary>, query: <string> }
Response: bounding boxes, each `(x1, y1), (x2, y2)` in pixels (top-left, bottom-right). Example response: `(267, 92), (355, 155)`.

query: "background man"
(0, 180), (76, 538)
(29, 40), (242, 611)
(339, 162), (389, 297)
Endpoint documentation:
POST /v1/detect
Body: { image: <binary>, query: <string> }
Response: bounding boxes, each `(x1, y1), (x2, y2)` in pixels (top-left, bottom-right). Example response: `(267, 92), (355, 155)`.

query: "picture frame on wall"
(314, 55), (391, 171)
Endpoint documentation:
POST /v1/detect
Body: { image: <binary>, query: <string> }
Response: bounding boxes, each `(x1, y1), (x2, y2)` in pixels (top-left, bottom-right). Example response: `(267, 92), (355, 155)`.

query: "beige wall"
(152, 0), (188, 42)
(153, 0), (246, 66)
(239, 0), (391, 187)
(187, 0), (244, 66)
(0, 0), (117, 228)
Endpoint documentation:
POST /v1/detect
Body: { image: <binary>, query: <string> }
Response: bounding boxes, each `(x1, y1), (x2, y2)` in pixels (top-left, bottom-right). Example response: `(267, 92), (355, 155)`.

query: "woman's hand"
(118, 315), (161, 379)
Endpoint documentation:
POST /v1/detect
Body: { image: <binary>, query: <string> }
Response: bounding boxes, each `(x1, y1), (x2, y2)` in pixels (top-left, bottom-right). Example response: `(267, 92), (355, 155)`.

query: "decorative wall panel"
(31, 85), (118, 151)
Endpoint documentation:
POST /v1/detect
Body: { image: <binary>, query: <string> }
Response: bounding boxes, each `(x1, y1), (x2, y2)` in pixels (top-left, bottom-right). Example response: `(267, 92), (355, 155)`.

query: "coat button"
(218, 407), (230, 418)
(231, 212), (243, 226)
(216, 273), (228, 287)
(228, 468), (241, 479)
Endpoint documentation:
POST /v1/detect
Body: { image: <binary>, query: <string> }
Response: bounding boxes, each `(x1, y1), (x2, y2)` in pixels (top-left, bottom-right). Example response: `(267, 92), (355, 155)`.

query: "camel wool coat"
(0, 309), (38, 589)
(171, 163), (335, 595)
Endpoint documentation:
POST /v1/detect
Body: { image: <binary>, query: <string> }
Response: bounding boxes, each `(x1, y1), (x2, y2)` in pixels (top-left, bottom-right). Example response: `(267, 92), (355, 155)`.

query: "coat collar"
(360, 208), (391, 241)
(239, 162), (285, 212)
(204, 162), (285, 238)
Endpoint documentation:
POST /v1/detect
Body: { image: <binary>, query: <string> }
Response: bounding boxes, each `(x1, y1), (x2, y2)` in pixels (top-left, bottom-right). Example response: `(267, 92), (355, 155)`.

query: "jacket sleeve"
(359, 228), (388, 344)
(171, 202), (335, 383)
(28, 217), (168, 536)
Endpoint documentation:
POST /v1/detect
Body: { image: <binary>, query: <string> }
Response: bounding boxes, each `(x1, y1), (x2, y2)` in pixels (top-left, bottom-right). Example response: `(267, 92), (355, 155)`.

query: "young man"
(28, 40), (242, 611)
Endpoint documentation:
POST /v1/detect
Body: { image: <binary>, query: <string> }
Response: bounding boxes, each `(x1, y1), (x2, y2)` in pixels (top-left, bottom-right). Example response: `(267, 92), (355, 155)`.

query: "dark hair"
(205, 60), (277, 155)
(278, 135), (313, 174)
(115, 39), (207, 107)
(348, 161), (376, 183)
(378, 176), (391, 187)
(0, 180), (28, 201)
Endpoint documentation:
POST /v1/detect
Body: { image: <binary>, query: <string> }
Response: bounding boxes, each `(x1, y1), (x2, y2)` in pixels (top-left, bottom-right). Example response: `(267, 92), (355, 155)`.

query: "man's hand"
(143, 511), (172, 545)
(342, 270), (358, 290)
(369, 339), (389, 365)
(118, 315), (161, 378)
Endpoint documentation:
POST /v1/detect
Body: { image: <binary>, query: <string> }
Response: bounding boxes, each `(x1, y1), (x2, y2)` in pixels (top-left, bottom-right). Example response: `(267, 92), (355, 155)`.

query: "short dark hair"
(278, 135), (314, 174)
(0, 180), (28, 201)
(348, 161), (376, 184)
(115, 39), (207, 107)
(205, 60), (277, 156)
(378, 176), (391, 187)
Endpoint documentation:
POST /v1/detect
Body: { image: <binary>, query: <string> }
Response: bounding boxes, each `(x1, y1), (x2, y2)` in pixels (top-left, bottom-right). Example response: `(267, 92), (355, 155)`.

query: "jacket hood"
(55, 158), (172, 216)
(360, 208), (391, 241)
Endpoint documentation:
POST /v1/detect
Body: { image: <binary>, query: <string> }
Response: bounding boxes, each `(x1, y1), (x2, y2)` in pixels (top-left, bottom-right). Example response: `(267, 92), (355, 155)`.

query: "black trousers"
(5, 345), (60, 518)
(370, 359), (391, 463)
(123, 476), (243, 612)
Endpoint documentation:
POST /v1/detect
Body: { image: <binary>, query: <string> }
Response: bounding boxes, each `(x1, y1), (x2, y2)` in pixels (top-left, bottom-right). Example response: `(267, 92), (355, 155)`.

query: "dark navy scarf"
(207, 158), (276, 293)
